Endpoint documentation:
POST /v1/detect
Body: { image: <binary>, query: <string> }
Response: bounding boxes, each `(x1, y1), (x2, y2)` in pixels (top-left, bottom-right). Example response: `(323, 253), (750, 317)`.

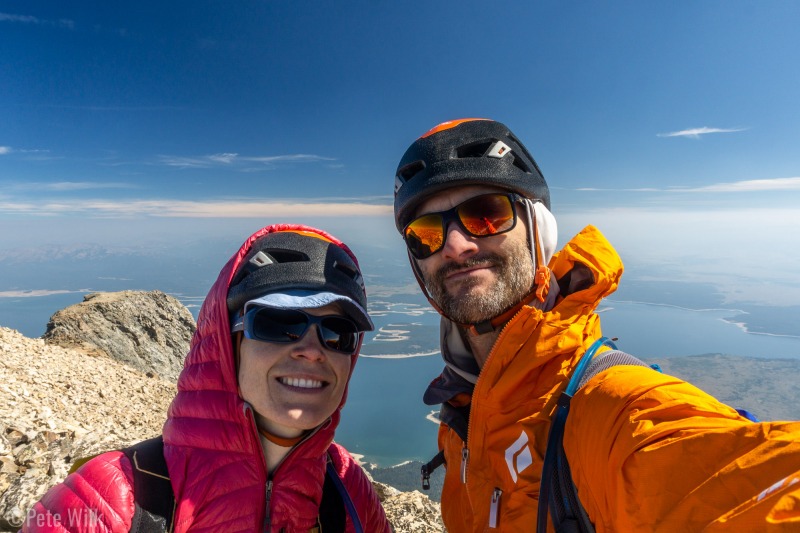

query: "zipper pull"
(264, 479), (273, 530)
(489, 487), (502, 528)
(461, 447), (469, 484)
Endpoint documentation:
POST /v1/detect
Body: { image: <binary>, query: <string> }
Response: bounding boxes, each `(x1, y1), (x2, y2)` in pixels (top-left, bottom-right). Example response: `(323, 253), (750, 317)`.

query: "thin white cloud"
(570, 177), (800, 193)
(0, 289), (80, 298)
(48, 182), (137, 191)
(682, 177), (800, 192)
(153, 200), (390, 218)
(0, 12), (74, 29)
(657, 127), (747, 139)
(0, 198), (392, 218)
(574, 187), (661, 192)
(244, 154), (335, 163)
(0, 147), (54, 157)
(8, 181), (137, 192)
(157, 155), (213, 168)
(207, 153), (238, 164)
(158, 153), (335, 169)
(0, 13), (39, 23)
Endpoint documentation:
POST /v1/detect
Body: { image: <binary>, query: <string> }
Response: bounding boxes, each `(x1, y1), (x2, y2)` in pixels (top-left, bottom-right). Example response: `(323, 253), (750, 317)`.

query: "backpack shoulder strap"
(122, 436), (175, 533)
(577, 349), (655, 390)
(319, 457), (346, 532)
(538, 338), (658, 533)
(322, 453), (364, 533)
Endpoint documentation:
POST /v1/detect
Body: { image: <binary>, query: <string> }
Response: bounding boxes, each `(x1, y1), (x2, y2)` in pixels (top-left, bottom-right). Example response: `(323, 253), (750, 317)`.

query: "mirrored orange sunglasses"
(403, 193), (520, 259)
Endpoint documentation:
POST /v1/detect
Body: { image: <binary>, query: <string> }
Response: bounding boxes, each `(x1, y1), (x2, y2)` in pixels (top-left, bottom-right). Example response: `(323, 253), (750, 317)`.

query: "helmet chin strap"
(408, 198), (552, 337)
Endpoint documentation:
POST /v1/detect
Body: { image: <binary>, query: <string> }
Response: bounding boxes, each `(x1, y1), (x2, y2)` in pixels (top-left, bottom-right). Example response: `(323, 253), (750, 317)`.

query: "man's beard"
(424, 238), (535, 324)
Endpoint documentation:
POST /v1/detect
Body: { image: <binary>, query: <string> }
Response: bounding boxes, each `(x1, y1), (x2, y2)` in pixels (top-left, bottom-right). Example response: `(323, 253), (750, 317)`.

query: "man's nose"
(440, 222), (479, 260)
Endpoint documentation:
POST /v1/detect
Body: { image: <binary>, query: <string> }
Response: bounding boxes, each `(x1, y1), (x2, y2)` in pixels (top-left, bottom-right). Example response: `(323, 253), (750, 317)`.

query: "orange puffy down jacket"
(430, 225), (800, 532)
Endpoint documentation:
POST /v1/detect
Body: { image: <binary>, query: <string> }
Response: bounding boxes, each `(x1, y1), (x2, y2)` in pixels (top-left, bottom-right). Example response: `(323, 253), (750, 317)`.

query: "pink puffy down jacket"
(23, 224), (391, 533)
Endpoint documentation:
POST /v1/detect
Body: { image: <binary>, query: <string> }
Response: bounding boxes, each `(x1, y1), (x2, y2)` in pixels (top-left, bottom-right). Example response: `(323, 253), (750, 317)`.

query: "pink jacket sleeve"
(22, 451), (136, 533)
(328, 443), (392, 533)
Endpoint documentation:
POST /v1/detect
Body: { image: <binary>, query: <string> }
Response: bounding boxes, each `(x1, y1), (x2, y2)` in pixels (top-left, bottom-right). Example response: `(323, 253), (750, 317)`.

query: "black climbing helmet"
(393, 118), (550, 232)
(226, 229), (372, 331)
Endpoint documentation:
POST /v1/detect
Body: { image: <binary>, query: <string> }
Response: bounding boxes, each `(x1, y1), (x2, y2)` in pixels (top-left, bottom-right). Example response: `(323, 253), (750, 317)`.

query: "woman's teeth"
(280, 377), (323, 389)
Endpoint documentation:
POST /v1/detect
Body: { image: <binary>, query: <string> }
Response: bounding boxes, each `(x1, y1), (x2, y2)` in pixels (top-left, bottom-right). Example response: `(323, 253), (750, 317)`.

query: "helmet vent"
(397, 160), (426, 184)
(232, 248), (310, 285)
(334, 260), (365, 289)
(510, 155), (531, 174)
(263, 249), (309, 263)
(455, 140), (493, 159)
(505, 133), (532, 174)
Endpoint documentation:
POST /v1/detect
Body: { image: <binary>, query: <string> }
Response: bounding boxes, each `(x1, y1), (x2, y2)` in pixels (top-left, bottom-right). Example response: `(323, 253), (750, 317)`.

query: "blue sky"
(2, 1), (800, 306)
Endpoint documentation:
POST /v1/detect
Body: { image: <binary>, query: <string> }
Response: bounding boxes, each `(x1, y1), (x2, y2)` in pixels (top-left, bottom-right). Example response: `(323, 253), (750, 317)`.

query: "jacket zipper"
(462, 308), (529, 522)
(243, 404), (272, 532)
(263, 427), (325, 532)
(264, 479), (274, 530)
(488, 487), (502, 528)
(243, 403), (330, 532)
(460, 446), (469, 484)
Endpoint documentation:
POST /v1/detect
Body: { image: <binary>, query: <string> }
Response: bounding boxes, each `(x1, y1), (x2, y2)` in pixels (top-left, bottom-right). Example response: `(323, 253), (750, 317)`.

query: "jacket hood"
(162, 223), (365, 532)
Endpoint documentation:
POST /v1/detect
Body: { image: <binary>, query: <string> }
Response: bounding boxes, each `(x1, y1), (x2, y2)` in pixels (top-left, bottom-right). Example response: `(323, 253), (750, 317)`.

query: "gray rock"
(0, 463), (51, 532)
(382, 490), (445, 532)
(0, 433), (9, 457)
(3, 427), (27, 449)
(43, 290), (195, 381)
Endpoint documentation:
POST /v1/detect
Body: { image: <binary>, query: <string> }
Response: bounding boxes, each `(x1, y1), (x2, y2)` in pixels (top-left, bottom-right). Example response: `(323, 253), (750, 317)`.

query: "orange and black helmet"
(226, 228), (372, 332)
(393, 118), (550, 232)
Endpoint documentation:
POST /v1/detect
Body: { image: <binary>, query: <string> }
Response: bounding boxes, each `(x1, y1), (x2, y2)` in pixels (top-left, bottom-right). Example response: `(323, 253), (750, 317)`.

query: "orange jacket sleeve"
(566, 365), (800, 532)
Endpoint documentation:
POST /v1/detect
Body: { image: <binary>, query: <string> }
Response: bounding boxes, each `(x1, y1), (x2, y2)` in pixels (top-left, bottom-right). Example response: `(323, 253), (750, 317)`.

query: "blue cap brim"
(236, 289), (374, 332)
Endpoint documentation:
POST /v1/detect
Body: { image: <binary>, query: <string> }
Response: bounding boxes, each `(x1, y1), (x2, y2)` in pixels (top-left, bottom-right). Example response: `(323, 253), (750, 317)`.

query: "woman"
(24, 224), (391, 532)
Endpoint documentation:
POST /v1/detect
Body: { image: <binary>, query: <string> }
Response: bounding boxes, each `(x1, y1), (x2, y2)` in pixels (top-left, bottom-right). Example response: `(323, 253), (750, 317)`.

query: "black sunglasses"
(241, 306), (360, 355)
(403, 193), (520, 259)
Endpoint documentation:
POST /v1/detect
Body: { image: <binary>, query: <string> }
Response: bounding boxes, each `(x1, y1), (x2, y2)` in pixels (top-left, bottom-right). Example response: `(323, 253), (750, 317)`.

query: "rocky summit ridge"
(0, 290), (444, 533)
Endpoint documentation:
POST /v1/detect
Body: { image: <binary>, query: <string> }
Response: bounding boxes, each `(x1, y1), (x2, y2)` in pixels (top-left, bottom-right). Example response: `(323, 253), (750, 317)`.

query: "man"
(393, 118), (800, 531)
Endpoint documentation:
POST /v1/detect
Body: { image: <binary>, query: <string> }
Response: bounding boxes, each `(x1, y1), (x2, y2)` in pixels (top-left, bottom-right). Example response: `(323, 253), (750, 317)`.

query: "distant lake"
(0, 292), (90, 338)
(2, 291), (799, 467)
(599, 299), (800, 360)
